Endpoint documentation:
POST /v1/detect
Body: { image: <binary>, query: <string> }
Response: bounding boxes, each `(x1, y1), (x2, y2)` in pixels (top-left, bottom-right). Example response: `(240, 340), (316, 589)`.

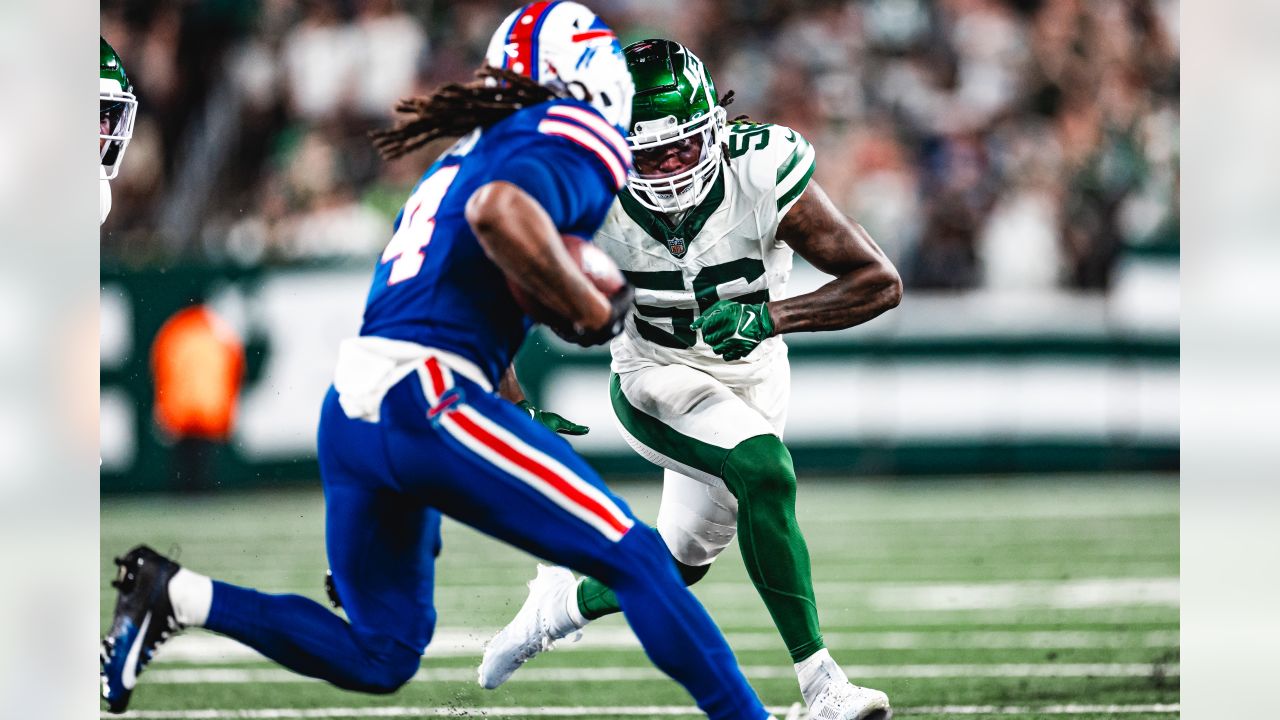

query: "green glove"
(691, 300), (775, 361)
(517, 400), (589, 436)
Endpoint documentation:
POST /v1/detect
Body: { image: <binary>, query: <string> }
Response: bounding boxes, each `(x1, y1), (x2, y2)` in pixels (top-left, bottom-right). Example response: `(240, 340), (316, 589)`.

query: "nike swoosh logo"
(121, 611), (151, 690)
(741, 311), (756, 332)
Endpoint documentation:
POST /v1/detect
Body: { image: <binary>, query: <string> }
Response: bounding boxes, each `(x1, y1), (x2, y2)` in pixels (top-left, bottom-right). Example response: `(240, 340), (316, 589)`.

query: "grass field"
(101, 473), (1179, 719)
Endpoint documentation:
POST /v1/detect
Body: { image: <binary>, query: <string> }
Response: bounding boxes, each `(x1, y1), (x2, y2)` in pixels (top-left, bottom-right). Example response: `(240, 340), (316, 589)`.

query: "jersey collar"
(619, 171), (725, 259)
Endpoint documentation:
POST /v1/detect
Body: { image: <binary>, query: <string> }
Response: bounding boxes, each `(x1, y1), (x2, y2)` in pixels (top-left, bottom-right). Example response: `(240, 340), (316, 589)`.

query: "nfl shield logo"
(668, 237), (686, 257)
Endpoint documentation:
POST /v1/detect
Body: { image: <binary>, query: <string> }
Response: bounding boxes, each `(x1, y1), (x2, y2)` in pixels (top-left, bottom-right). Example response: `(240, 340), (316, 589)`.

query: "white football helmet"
(484, 1), (634, 131)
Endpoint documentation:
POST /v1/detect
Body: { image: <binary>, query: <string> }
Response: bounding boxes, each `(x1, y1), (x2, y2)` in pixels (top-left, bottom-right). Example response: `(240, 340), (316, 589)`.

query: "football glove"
(691, 299), (775, 361)
(551, 282), (635, 348)
(517, 400), (589, 436)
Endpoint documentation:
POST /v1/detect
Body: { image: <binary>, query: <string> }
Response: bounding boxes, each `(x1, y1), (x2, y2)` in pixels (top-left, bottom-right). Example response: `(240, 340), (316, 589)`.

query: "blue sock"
(204, 581), (421, 694)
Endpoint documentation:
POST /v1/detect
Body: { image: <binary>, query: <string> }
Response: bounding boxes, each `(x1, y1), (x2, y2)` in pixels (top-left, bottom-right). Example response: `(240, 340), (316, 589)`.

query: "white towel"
(332, 337), (491, 422)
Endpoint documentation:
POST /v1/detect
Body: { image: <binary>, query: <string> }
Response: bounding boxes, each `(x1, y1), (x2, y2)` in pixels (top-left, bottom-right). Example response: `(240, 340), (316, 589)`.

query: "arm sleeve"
(773, 127), (817, 220)
(489, 137), (622, 234)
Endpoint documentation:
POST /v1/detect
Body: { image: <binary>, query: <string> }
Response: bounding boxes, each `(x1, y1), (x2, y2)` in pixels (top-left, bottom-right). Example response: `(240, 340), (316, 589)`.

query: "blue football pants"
(203, 359), (768, 719)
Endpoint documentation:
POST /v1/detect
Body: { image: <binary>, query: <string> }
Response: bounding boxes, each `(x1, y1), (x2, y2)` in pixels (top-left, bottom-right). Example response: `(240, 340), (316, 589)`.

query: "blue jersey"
(360, 98), (632, 386)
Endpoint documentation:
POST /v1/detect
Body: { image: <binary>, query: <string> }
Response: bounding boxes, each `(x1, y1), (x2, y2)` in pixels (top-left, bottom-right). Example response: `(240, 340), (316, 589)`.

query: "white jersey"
(595, 122), (816, 387)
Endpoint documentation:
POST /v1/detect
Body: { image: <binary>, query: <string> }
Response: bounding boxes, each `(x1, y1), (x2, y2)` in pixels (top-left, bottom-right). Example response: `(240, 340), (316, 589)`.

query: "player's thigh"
(317, 386), (440, 652)
(611, 365), (775, 485)
(736, 352), (791, 437)
(657, 469), (739, 567)
(383, 375), (644, 586)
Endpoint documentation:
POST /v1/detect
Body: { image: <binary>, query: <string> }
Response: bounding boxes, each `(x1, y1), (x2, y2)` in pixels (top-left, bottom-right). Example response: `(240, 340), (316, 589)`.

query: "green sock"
(575, 557), (711, 620)
(576, 576), (620, 620)
(721, 434), (824, 663)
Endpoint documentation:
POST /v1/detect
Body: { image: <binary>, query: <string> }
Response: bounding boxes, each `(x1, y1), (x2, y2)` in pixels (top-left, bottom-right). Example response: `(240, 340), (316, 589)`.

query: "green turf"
(101, 474), (1178, 718)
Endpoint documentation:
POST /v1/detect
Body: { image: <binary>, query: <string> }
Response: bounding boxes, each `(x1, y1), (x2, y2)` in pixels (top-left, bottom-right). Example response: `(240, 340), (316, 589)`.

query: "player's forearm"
(767, 262), (902, 334)
(467, 181), (610, 329)
(771, 183), (903, 334)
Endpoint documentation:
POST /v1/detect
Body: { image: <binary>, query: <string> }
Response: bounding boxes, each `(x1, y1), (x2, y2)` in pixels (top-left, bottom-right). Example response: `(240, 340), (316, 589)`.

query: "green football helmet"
(101, 37), (138, 180)
(623, 39), (727, 214)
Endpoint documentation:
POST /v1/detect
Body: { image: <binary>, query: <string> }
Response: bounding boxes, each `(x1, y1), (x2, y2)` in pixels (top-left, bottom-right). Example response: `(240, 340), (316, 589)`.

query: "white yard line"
(142, 663), (1178, 685)
(109, 703), (1182, 718)
(128, 576), (1180, 601)
(711, 606), (1178, 628)
(443, 578), (1182, 610)
(156, 628), (1179, 664)
(905, 705), (1180, 715)
(151, 577), (1179, 665)
(865, 577), (1179, 611)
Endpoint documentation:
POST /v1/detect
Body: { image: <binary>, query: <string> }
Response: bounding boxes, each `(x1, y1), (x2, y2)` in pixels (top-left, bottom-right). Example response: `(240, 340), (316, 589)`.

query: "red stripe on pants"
(450, 409), (630, 537)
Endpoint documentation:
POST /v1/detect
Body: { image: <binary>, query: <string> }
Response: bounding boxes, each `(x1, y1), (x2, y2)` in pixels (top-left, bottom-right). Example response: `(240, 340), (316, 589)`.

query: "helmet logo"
(571, 29), (616, 42)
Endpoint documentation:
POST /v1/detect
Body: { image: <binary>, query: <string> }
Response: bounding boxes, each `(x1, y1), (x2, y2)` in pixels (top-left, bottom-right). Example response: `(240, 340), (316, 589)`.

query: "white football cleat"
(796, 650), (891, 720)
(807, 681), (892, 720)
(478, 564), (582, 689)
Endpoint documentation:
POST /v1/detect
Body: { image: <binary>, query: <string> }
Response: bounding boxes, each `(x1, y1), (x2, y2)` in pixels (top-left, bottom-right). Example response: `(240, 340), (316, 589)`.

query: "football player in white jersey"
(481, 40), (902, 719)
(100, 37), (138, 225)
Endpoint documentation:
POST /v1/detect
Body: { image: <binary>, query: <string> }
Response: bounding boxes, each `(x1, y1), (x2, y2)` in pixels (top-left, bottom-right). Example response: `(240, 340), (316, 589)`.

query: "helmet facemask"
(100, 83), (137, 180)
(627, 104), (726, 214)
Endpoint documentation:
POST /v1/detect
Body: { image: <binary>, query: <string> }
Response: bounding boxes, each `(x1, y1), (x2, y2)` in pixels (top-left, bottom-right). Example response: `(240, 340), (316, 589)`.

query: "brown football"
(507, 234), (626, 328)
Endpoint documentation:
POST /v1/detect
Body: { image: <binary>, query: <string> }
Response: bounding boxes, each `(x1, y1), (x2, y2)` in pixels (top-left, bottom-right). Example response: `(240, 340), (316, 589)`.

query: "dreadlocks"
(716, 89), (754, 163)
(370, 66), (562, 161)
(719, 89), (752, 124)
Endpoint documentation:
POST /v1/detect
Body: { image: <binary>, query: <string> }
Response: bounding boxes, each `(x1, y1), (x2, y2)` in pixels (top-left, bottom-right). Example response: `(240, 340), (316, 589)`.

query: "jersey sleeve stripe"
(537, 119), (628, 190)
(776, 150), (816, 213)
(545, 105), (633, 167)
(775, 137), (813, 185)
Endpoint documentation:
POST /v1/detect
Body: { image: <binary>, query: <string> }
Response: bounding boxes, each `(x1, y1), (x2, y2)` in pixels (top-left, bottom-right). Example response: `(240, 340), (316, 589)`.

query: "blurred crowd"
(101, 0), (1179, 291)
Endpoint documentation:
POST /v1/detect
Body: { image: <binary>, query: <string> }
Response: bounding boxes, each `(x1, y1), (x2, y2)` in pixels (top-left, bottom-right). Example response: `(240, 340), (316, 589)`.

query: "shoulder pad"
(725, 122), (815, 218)
(538, 101), (633, 192)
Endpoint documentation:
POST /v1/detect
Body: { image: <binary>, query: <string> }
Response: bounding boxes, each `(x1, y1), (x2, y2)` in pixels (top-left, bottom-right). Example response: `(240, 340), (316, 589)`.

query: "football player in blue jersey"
(100, 3), (770, 718)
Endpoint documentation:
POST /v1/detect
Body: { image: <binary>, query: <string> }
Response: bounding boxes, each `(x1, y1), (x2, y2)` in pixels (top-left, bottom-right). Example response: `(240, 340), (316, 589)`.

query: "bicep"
(488, 142), (618, 232)
(775, 181), (890, 275)
(488, 153), (582, 229)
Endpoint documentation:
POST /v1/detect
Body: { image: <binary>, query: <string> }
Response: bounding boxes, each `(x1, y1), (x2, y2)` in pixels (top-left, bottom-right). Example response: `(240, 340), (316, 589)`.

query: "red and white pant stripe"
(420, 357), (634, 542)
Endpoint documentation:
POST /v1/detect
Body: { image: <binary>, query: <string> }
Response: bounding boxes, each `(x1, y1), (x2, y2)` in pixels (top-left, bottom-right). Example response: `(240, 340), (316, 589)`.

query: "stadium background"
(100, 0), (1179, 491)
(99, 1), (1179, 718)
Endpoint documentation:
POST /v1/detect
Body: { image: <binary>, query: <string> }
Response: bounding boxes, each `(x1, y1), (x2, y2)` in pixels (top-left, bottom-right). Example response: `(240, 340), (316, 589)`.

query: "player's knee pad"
(721, 434), (797, 509)
(657, 497), (736, 569)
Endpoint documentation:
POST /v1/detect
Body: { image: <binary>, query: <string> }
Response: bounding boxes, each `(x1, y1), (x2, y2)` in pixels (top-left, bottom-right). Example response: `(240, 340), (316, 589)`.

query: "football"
(508, 234), (627, 329)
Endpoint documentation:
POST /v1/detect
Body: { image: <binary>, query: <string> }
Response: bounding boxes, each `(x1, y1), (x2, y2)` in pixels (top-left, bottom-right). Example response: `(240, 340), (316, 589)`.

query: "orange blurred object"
(150, 306), (245, 441)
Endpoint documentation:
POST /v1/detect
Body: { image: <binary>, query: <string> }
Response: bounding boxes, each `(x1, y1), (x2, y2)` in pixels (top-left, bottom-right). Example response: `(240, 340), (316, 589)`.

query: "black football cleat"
(100, 545), (184, 713)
